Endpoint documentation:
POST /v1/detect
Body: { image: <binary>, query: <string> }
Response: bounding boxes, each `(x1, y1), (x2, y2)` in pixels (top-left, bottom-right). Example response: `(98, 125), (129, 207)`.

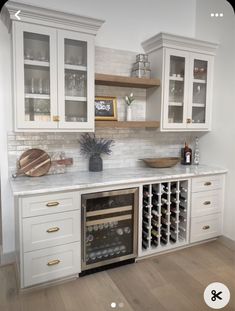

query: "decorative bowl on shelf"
(141, 157), (180, 168)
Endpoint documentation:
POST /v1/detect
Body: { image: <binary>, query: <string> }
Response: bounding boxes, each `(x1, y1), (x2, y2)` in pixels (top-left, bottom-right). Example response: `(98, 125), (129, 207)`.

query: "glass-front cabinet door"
(187, 54), (213, 129)
(14, 23), (57, 129)
(163, 49), (189, 129)
(58, 30), (94, 130)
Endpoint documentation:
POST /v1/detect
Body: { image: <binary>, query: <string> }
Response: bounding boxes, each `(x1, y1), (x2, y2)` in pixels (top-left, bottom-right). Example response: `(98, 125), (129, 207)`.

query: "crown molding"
(5, 1), (105, 35)
(142, 32), (219, 55)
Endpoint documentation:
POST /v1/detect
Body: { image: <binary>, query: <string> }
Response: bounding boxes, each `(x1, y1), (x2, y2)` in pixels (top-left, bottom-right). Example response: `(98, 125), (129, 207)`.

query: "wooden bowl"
(141, 157), (180, 168)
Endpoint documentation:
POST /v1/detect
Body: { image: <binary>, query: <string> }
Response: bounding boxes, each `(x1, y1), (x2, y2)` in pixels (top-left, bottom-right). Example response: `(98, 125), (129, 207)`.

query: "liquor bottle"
(181, 142), (192, 165)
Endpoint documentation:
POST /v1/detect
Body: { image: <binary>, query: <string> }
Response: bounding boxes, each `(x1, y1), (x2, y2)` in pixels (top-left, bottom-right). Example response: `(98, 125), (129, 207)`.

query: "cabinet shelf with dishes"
(142, 32), (218, 131)
(7, 1), (104, 131)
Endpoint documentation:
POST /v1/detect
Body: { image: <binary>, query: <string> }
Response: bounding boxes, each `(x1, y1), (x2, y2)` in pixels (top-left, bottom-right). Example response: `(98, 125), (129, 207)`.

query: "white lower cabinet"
(190, 214), (222, 243)
(190, 174), (224, 244)
(24, 242), (81, 287)
(23, 210), (80, 252)
(17, 191), (81, 288)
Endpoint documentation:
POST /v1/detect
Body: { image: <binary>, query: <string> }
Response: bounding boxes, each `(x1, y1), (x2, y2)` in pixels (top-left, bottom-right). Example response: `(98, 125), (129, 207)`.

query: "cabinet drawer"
(192, 175), (223, 193)
(23, 210), (80, 252)
(23, 242), (81, 287)
(191, 190), (222, 217)
(190, 214), (222, 243)
(21, 191), (80, 218)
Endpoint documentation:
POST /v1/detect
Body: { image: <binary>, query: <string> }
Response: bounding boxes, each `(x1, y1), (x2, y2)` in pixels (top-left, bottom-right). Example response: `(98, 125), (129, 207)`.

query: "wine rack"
(141, 179), (189, 255)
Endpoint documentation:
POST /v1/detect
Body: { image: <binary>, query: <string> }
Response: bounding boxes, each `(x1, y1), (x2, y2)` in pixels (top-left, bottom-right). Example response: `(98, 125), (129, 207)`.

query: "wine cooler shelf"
(141, 180), (189, 253)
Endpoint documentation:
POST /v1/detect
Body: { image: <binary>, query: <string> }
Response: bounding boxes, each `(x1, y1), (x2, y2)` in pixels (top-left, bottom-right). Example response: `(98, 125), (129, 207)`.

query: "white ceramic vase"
(126, 106), (132, 121)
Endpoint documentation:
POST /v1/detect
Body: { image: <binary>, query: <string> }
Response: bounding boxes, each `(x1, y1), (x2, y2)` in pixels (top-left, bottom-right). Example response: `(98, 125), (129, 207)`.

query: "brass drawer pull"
(47, 259), (60, 266)
(204, 182), (212, 186)
(186, 118), (192, 124)
(203, 225), (210, 230)
(203, 201), (211, 205)
(46, 202), (59, 207)
(53, 115), (60, 122)
(47, 227), (60, 233)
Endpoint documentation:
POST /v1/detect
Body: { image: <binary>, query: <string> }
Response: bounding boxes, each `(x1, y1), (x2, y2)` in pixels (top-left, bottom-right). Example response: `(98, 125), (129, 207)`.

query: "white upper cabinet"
(142, 33), (218, 132)
(6, 1), (104, 132)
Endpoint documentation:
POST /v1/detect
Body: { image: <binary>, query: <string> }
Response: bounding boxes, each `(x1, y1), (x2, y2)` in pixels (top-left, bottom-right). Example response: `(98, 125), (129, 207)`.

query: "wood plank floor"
(0, 240), (234, 311)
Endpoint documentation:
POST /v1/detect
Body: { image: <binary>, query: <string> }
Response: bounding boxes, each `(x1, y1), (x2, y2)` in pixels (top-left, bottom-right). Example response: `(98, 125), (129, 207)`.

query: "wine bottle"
(143, 190), (149, 198)
(171, 187), (178, 194)
(180, 195), (187, 203)
(179, 205), (187, 212)
(142, 240), (149, 249)
(180, 186), (188, 193)
(171, 197), (178, 203)
(181, 142), (192, 165)
(161, 206), (168, 214)
(152, 198), (159, 206)
(170, 235), (177, 243)
(152, 209), (159, 217)
(179, 215), (186, 222)
(151, 237), (158, 247)
(161, 198), (168, 204)
(143, 199), (149, 206)
(151, 229), (160, 238)
(179, 225), (186, 232)
(170, 225), (177, 232)
(152, 218), (159, 227)
(161, 236), (168, 245)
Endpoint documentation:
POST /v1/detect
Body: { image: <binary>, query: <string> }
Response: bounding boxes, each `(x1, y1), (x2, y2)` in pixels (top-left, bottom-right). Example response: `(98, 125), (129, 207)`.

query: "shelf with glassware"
(142, 32), (218, 131)
(139, 179), (190, 257)
(11, 10), (103, 131)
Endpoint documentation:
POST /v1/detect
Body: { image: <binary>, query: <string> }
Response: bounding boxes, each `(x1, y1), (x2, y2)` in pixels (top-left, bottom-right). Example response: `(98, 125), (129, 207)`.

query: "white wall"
(0, 17), (14, 254)
(195, 0), (235, 240)
(12, 0), (196, 51)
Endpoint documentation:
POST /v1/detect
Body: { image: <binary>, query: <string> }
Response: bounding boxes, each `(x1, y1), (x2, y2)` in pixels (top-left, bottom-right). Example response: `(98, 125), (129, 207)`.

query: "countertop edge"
(11, 168), (228, 197)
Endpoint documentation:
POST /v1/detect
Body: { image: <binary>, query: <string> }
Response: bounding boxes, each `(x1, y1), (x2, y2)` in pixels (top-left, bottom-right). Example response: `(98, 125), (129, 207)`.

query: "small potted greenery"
(79, 133), (114, 172)
(124, 92), (135, 121)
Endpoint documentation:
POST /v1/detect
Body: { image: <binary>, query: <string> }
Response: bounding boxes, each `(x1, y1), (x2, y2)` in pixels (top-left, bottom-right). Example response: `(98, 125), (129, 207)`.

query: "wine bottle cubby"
(141, 179), (189, 255)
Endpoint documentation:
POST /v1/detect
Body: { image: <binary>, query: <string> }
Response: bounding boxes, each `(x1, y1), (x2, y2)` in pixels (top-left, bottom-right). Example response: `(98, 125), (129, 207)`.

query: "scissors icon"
(211, 290), (223, 301)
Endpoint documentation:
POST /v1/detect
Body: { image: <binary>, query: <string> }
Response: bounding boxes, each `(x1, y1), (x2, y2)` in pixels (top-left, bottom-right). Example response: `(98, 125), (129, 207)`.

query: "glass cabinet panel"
(167, 55), (186, 124)
(63, 38), (88, 124)
(23, 32), (51, 122)
(191, 59), (208, 124)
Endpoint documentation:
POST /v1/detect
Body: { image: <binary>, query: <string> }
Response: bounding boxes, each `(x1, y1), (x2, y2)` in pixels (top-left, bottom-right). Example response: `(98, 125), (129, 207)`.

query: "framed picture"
(95, 96), (117, 120)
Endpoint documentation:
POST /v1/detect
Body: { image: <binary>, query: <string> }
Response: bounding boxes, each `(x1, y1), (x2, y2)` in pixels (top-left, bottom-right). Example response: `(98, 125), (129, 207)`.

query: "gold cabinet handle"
(53, 116), (60, 122)
(46, 201), (59, 207)
(203, 201), (211, 205)
(186, 118), (192, 124)
(204, 182), (212, 186)
(46, 227), (60, 233)
(47, 259), (60, 266)
(203, 225), (210, 230)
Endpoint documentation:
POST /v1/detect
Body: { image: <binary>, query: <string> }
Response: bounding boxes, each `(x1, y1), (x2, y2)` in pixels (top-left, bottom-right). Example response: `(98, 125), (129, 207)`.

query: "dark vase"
(89, 154), (103, 172)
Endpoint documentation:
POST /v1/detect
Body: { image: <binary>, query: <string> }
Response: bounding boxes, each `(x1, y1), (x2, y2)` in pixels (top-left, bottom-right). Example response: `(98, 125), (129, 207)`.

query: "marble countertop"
(10, 164), (227, 196)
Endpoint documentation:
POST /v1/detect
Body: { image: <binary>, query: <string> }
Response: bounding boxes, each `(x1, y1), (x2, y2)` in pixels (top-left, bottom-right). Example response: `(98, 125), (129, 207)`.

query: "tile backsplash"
(7, 46), (199, 173)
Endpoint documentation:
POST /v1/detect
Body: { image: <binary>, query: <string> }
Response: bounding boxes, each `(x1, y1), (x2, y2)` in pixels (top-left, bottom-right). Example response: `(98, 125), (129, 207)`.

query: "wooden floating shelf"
(95, 121), (160, 129)
(95, 73), (160, 89)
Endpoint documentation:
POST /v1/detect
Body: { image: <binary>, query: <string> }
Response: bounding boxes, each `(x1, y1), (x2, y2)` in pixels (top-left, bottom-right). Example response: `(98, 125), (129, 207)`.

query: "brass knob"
(46, 202), (59, 207)
(53, 116), (60, 122)
(204, 182), (212, 186)
(47, 227), (60, 233)
(203, 225), (210, 230)
(203, 201), (211, 205)
(186, 118), (192, 124)
(47, 259), (60, 266)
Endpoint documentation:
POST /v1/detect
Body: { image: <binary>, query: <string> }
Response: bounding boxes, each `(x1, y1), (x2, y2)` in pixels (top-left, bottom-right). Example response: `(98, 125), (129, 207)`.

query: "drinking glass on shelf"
(24, 48), (33, 60)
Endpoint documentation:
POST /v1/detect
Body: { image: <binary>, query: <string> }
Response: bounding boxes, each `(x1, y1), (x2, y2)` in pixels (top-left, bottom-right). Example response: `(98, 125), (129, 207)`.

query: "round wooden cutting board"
(17, 148), (51, 177)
